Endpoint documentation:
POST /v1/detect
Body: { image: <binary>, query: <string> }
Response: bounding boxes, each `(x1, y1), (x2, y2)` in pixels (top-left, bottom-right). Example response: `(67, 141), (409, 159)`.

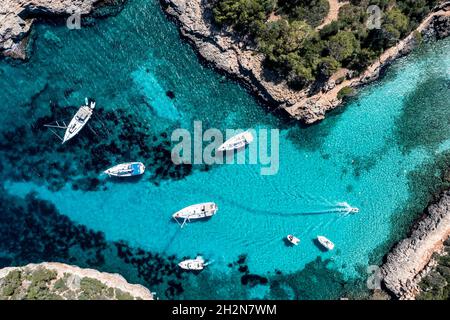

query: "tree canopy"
(213, 0), (444, 89)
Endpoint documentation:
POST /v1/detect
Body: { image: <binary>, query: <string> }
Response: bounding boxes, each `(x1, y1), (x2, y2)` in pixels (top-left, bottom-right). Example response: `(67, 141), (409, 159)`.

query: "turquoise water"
(1, 0), (450, 299)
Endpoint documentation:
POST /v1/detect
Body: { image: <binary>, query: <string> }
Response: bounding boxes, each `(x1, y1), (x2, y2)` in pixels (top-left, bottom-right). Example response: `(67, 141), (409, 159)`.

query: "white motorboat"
(173, 202), (218, 227)
(287, 234), (300, 245)
(218, 131), (254, 152)
(104, 162), (145, 177)
(317, 236), (335, 250)
(63, 98), (95, 143)
(178, 256), (206, 271)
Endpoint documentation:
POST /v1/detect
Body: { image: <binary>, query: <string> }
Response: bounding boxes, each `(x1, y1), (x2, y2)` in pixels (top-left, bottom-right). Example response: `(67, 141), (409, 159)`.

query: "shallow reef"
(0, 104), (206, 192)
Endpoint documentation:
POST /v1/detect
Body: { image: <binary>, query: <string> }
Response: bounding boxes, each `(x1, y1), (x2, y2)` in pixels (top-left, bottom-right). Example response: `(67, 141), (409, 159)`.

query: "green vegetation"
(0, 266), (143, 300)
(417, 239), (450, 300)
(213, 0), (443, 88)
(337, 86), (355, 99)
(115, 288), (134, 300)
(1, 270), (23, 297)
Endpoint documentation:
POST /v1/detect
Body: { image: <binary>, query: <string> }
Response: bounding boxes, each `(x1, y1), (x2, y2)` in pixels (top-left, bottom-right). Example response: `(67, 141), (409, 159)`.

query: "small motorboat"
(286, 234), (300, 246)
(104, 162), (145, 177)
(218, 131), (253, 152)
(317, 236), (335, 250)
(63, 98), (95, 144)
(178, 256), (206, 271)
(337, 202), (359, 214)
(173, 202), (218, 227)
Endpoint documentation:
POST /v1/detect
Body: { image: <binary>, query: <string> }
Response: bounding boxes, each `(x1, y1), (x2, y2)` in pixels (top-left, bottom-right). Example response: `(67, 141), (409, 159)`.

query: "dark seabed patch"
(394, 76), (450, 154)
(0, 188), (368, 299)
(369, 150), (450, 266)
(0, 104), (206, 192)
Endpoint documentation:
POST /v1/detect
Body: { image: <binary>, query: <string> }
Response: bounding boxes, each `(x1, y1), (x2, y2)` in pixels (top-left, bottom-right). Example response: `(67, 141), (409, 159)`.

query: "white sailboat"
(63, 98), (95, 144)
(317, 236), (335, 250)
(286, 234), (300, 246)
(178, 256), (207, 271)
(218, 131), (254, 152)
(104, 162), (145, 177)
(172, 202), (218, 228)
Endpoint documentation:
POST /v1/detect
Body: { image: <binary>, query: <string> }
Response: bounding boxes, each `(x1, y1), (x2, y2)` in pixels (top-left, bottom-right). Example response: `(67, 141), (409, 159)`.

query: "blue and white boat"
(104, 162), (145, 177)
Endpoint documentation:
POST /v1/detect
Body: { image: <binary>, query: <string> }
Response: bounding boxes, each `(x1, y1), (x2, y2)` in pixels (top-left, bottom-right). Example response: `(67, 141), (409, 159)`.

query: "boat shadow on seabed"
(312, 238), (330, 252)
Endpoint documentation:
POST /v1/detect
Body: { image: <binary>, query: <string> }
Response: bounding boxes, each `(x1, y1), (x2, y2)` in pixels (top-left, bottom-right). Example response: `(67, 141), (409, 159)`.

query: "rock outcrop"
(0, 262), (154, 300)
(381, 191), (450, 300)
(161, 0), (450, 123)
(0, 0), (126, 59)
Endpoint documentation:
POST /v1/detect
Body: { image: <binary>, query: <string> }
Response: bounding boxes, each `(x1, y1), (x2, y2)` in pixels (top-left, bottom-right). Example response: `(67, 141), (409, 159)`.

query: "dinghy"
(104, 162), (145, 177)
(286, 234), (300, 245)
(218, 131), (253, 152)
(63, 98), (95, 144)
(317, 236), (335, 250)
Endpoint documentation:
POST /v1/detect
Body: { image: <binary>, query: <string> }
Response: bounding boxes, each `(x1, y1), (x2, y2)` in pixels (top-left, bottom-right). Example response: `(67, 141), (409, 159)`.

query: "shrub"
(337, 86), (355, 100)
(1, 270), (23, 297)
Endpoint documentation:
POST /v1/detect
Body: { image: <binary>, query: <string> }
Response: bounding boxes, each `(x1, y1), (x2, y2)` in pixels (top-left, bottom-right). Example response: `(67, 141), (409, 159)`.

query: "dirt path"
(285, 7), (450, 120)
(317, 0), (349, 30)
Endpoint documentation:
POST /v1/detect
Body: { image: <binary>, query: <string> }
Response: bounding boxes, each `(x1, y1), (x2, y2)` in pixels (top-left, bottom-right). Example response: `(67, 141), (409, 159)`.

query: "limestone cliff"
(0, 0), (125, 59)
(0, 262), (154, 300)
(381, 191), (450, 299)
(161, 0), (450, 123)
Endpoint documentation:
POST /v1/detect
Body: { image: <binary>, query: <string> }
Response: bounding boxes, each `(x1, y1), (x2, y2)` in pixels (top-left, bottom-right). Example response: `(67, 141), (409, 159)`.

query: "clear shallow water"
(1, 0), (450, 299)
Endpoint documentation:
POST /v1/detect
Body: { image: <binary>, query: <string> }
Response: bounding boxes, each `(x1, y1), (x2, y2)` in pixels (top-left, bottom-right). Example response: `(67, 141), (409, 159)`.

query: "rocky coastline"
(0, 262), (154, 299)
(381, 190), (450, 300)
(0, 0), (126, 60)
(161, 0), (450, 124)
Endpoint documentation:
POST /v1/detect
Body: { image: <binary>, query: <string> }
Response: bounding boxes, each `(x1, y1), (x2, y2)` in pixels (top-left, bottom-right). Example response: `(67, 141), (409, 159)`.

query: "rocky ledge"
(381, 190), (450, 300)
(0, 0), (124, 59)
(161, 0), (450, 123)
(0, 262), (154, 300)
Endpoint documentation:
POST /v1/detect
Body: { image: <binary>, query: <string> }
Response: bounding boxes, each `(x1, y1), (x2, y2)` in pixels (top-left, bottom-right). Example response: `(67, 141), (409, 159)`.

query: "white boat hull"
(104, 162), (145, 177)
(317, 236), (335, 250)
(63, 99), (95, 143)
(218, 131), (254, 152)
(173, 202), (218, 220)
(287, 235), (300, 245)
(178, 257), (205, 270)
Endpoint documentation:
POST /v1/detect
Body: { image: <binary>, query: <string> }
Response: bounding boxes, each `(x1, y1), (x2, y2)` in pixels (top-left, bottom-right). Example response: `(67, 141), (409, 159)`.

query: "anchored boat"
(178, 256), (207, 271)
(286, 234), (300, 246)
(317, 236), (335, 250)
(173, 202), (218, 227)
(63, 98), (95, 144)
(218, 131), (254, 152)
(104, 162), (145, 177)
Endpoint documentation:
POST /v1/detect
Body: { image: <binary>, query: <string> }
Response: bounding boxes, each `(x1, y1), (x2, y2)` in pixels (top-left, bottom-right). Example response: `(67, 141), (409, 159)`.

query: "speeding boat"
(173, 202), (218, 227)
(337, 202), (359, 214)
(63, 98), (95, 144)
(218, 131), (254, 152)
(178, 256), (206, 271)
(286, 234), (300, 246)
(317, 236), (335, 250)
(104, 162), (145, 177)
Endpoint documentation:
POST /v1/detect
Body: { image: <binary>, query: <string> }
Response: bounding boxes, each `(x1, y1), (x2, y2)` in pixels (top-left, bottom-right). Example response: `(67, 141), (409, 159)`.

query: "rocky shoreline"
(0, 262), (154, 299)
(381, 190), (450, 300)
(161, 0), (450, 123)
(0, 0), (125, 60)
